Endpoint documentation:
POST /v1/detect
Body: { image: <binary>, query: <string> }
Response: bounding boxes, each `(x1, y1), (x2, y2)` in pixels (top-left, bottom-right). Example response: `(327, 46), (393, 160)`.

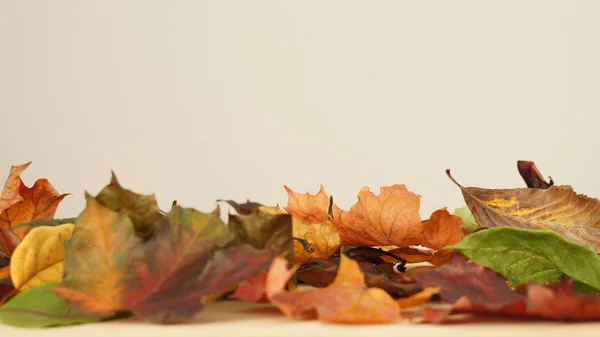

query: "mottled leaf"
(269, 254), (400, 323)
(95, 172), (161, 237)
(449, 227), (600, 290)
(517, 160), (553, 189)
(228, 206), (293, 265)
(53, 195), (274, 324)
(0, 284), (104, 328)
(10, 224), (74, 291)
(52, 197), (142, 316)
(125, 205), (273, 323)
(446, 170), (600, 253)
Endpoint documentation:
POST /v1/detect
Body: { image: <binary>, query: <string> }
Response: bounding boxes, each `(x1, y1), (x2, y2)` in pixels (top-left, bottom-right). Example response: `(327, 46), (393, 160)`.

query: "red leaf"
(517, 160), (554, 189)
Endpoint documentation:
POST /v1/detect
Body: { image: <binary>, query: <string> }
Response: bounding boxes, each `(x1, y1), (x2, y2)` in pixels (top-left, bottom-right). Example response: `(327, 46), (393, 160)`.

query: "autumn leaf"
(296, 257), (421, 297)
(228, 206), (293, 264)
(386, 247), (454, 267)
(517, 160), (553, 189)
(53, 195), (274, 323)
(269, 254), (400, 324)
(0, 229), (22, 279)
(230, 271), (269, 303)
(417, 256), (600, 322)
(0, 277), (15, 305)
(52, 197), (141, 316)
(264, 201), (341, 265)
(0, 162), (30, 214)
(337, 185), (423, 247)
(446, 169), (600, 253)
(396, 287), (439, 309)
(453, 206), (479, 232)
(10, 223), (74, 291)
(284, 185), (341, 224)
(449, 227), (600, 290)
(0, 163), (68, 239)
(94, 173), (161, 237)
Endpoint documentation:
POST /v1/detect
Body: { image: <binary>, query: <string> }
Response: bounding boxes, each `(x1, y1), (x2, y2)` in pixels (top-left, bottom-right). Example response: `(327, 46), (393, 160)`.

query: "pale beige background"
(1, 1), (598, 220)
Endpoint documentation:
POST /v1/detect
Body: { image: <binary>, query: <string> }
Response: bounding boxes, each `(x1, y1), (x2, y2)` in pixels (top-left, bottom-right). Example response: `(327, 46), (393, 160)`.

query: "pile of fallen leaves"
(0, 160), (599, 328)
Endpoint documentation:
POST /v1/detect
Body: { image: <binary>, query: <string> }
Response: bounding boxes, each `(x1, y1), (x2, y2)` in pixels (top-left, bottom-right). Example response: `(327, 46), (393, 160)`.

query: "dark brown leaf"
(218, 199), (263, 215)
(517, 160), (553, 189)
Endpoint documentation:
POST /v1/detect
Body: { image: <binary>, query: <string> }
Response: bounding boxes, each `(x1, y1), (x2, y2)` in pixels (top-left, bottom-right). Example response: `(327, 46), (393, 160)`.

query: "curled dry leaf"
(10, 223), (74, 292)
(266, 202), (341, 265)
(296, 257), (422, 297)
(446, 170), (600, 253)
(0, 162), (30, 214)
(517, 160), (553, 189)
(0, 163), (68, 239)
(53, 195), (274, 324)
(268, 255), (400, 324)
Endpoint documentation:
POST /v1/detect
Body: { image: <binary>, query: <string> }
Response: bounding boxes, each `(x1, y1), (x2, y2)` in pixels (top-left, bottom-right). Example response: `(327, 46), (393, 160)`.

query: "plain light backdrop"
(1, 1), (598, 219)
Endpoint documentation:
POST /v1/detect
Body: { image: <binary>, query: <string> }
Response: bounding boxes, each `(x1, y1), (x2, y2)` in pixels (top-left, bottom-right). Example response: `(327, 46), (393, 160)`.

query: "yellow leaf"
(10, 223), (74, 291)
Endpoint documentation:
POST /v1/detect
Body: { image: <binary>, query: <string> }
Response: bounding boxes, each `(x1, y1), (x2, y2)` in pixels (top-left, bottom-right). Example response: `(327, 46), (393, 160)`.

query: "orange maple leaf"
(267, 255), (400, 324)
(337, 185), (423, 247)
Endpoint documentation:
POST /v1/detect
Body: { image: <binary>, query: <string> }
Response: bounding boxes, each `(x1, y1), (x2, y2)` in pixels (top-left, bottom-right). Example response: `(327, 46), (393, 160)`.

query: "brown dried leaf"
(447, 170), (600, 253)
(517, 160), (553, 189)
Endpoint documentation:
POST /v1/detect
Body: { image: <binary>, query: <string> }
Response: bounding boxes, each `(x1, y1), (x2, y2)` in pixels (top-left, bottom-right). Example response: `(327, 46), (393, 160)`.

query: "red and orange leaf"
(230, 271), (269, 303)
(337, 185), (423, 247)
(126, 205), (274, 323)
(420, 209), (466, 251)
(52, 197), (141, 316)
(0, 164), (68, 239)
(269, 255), (400, 324)
(0, 163), (30, 214)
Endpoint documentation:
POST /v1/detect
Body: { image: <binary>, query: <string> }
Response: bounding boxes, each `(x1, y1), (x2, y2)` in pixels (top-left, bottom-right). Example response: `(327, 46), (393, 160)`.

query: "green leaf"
(448, 227), (600, 291)
(453, 206), (478, 233)
(0, 284), (104, 328)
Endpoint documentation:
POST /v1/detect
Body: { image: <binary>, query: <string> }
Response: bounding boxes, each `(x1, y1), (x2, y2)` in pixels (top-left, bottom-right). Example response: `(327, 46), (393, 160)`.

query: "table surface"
(1, 300), (599, 337)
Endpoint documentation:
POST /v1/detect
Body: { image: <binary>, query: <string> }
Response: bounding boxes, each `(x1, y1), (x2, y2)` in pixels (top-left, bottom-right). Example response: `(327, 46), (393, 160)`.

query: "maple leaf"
(10, 224), (74, 291)
(446, 170), (600, 253)
(53, 195), (274, 323)
(94, 172), (161, 237)
(269, 254), (400, 324)
(284, 185), (342, 224)
(517, 160), (553, 189)
(0, 163), (68, 239)
(0, 229), (21, 279)
(337, 185), (423, 247)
